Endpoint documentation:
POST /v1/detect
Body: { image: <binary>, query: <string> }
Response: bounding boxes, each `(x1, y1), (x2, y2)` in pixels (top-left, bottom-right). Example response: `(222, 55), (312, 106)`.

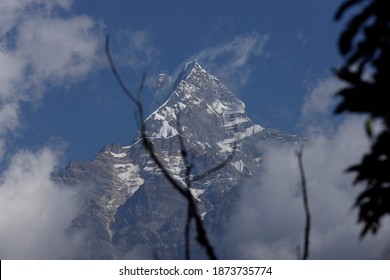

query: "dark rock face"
(57, 61), (300, 259)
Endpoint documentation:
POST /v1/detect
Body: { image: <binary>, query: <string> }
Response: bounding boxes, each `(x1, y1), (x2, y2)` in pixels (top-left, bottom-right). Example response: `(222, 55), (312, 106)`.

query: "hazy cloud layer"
(225, 78), (390, 259)
(0, 147), (84, 259)
(115, 29), (160, 71)
(301, 77), (345, 118)
(0, 0), (99, 258)
(193, 33), (269, 91)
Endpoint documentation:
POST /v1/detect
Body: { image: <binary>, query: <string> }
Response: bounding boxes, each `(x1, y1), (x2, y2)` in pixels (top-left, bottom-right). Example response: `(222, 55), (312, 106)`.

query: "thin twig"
(191, 142), (237, 182)
(184, 205), (191, 260)
(296, 145), (311, 260)
(176, 111), (216, 260)
(105, 34), (187, 197)
(176, 113), (192, 260)
(105, 35), (138, 105)
(106, 34), (236, 260)
(189, 113), (238, 183)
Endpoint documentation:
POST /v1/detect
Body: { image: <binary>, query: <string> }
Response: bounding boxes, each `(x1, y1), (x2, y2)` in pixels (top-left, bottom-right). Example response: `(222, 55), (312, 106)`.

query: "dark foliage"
(334, 0), (390, 237)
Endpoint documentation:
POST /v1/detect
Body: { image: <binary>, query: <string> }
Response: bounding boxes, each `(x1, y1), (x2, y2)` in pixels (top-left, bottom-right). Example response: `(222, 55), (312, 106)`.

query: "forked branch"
(105, 35), (237, 259)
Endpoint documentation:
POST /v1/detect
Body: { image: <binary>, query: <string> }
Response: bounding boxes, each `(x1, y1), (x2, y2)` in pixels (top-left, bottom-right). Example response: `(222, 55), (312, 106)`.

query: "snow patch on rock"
(109, 152), (127, 158)
(217, 124), (263, 153)
(154, 120), (179, 138)
(190, 188), (205, 202)
(211, 101), (230, 114)
(223, 117), (249, 128)
(231, 160), (244, 172)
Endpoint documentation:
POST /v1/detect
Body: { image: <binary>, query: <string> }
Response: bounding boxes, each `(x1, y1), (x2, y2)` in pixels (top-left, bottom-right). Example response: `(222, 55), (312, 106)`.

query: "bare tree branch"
(105, 34), (238, 259)
(191, 143), (237, 182)
(105, 35), (138, 105)
(175, 111), (194, 260)
(106, 35), (186, 194)
(184, 204), (192, 260)
(175, 110), (221, 260)
(175, 109), (238, 184)
(296, 145), (311, 260)
(175, 110), (239, 259)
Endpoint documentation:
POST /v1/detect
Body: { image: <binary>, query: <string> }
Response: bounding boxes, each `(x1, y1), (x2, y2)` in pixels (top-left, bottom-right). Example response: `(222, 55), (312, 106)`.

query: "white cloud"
(0, 0), (100, 258)
(0, 103), (20, 158)
(0, 50), (25, 100)
(0, 147), (84, 259)
(0, 0), (72, 36)
(193, 33), (269, 91)
(15, 15), (99, 85)
(225, 78), (390, 259)
(0, 103), (19, 134)
(301, 77), (345, 118)
(0, 0), (100, 156)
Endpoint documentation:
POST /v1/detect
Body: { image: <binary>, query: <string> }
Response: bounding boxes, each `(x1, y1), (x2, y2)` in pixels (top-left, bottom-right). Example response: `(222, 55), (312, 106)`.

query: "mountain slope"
(57, 60), (300, 259)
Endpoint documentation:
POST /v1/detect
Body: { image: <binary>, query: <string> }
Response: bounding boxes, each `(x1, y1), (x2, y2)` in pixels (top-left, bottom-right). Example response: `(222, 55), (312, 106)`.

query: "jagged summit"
(182, 59), (200, 74)
(174, 59), (204, 83)
(151, 60), (209, 113)
(150, 59), (240, 118)
(171, 60), (222, 93)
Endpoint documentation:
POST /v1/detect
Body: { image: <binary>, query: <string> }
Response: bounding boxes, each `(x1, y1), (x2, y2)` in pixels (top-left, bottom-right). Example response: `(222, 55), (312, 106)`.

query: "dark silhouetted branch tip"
(296, 145), (311, 260)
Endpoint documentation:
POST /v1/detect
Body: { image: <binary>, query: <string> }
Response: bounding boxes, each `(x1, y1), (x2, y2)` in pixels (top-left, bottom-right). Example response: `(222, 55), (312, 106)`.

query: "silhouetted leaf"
(338, 3), (375, 55)
(365, 118), (374, 138)
(335, 0), (363, 20)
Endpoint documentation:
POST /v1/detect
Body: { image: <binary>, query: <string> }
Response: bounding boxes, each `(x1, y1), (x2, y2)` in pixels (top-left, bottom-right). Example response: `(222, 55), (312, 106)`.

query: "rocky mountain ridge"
(57, 60), (300, 259)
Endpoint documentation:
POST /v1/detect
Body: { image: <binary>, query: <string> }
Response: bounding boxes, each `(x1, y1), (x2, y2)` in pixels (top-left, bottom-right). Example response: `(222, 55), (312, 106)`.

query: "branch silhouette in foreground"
(296, 146), (311, 260)
(105, 34), (237, 259)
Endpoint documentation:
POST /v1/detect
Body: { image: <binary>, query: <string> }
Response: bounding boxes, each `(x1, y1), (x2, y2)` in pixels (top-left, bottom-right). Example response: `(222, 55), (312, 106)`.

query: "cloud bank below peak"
(0, 147), (85, 259)
(223, 77), (390, 259)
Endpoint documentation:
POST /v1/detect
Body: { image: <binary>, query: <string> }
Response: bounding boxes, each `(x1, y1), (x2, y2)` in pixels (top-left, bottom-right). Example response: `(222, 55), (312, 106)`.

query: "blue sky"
(4, 0), (390, 259)
(3, 0), (342, 163)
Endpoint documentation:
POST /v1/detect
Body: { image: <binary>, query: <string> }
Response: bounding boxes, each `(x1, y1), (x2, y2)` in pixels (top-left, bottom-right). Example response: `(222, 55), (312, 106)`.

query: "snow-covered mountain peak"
(56, 59), (302, 260)
(173, 60), (214, 87)
(150, 60), (220, 115)
(143, 60), (263, 153)
(181, 59), (201, 77)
